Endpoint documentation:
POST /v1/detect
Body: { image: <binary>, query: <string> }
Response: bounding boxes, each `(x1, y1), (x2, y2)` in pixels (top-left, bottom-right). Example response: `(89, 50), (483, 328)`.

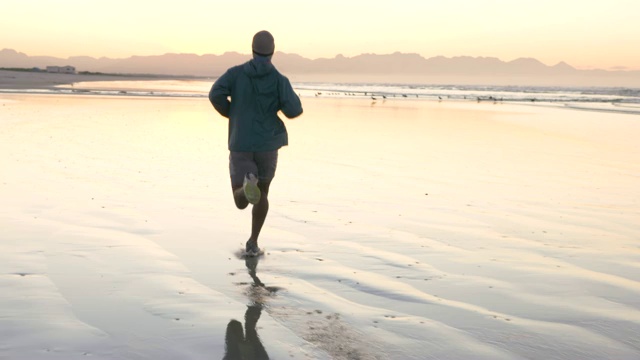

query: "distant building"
(46, 66), (76, 74)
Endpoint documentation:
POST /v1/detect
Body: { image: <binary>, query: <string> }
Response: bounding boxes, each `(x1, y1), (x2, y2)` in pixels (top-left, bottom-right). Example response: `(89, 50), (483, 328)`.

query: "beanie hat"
(252, 30), (275, 56)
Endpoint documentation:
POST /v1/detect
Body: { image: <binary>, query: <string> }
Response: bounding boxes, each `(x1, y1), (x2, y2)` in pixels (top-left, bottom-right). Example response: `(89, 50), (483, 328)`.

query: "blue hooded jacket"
(209, 59), (303, 152)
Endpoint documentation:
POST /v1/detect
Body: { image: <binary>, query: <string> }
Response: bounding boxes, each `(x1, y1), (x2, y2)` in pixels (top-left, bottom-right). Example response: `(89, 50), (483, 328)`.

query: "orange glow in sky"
(2, 0), (640, 70)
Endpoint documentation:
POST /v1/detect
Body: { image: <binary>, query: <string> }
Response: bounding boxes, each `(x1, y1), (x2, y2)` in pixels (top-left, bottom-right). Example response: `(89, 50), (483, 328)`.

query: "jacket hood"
(243, 59), (275, 78)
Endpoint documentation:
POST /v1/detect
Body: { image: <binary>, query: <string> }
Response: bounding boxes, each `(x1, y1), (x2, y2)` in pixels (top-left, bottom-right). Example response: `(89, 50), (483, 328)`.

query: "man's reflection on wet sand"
(223, 257), (280, 360)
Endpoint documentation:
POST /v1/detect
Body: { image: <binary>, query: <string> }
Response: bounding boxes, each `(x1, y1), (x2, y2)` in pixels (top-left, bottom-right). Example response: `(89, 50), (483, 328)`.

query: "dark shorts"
(229, 150), (278, 188)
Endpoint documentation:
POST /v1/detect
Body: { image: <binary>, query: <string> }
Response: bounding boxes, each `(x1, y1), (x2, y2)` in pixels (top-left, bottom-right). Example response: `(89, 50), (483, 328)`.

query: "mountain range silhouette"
(1, 48), (638, 87)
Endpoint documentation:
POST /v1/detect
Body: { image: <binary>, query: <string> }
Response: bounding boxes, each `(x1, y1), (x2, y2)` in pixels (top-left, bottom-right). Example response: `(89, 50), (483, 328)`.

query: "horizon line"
(3, 48), (639, 73)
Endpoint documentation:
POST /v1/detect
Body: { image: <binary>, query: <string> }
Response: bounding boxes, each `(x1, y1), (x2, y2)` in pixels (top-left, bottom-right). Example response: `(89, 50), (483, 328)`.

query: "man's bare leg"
(232, 186), (249, 209)
(233, 181), (271, 254)
(249, 181), (271, 244)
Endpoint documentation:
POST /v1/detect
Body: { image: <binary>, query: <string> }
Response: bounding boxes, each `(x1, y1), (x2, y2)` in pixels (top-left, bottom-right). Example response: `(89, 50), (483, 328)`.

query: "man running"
(209, 30), (303, 256)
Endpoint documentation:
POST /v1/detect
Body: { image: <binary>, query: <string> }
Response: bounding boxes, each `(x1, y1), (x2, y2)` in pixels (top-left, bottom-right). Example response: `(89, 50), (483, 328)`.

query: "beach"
(1, 82), (640, 359)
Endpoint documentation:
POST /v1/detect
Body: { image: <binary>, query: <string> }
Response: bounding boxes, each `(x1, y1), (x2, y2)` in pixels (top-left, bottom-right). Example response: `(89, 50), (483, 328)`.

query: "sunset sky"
(3, 0), (639, 70)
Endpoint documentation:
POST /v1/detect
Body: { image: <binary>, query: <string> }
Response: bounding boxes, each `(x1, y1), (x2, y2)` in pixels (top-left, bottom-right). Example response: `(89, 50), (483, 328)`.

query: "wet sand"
(1, 93), (639, 359)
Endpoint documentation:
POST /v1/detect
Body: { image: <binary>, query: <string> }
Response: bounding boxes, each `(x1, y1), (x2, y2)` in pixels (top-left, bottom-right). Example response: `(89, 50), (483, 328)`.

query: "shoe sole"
(244, 183), (261, 205)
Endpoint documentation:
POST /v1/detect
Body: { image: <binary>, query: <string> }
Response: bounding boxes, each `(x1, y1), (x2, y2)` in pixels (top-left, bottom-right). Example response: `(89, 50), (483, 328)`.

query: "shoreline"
(4, 69), (640, 92)
(2, 69), (639, 116)
(0, 69), (209, 90)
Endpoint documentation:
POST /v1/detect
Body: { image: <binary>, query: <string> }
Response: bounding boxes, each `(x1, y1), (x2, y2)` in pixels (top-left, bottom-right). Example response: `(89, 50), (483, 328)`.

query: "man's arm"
(209, 71), (232, 118)
(279, 76), (303, 119)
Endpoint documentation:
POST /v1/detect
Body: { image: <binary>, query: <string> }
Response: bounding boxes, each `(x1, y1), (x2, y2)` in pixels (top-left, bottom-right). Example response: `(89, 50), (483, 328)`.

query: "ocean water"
(5, 79), (640, 114)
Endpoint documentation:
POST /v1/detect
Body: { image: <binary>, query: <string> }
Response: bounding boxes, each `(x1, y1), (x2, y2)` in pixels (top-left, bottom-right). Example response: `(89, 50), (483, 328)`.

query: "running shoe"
(243, 173), (261, 205)
(245, 239), (261, 257)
